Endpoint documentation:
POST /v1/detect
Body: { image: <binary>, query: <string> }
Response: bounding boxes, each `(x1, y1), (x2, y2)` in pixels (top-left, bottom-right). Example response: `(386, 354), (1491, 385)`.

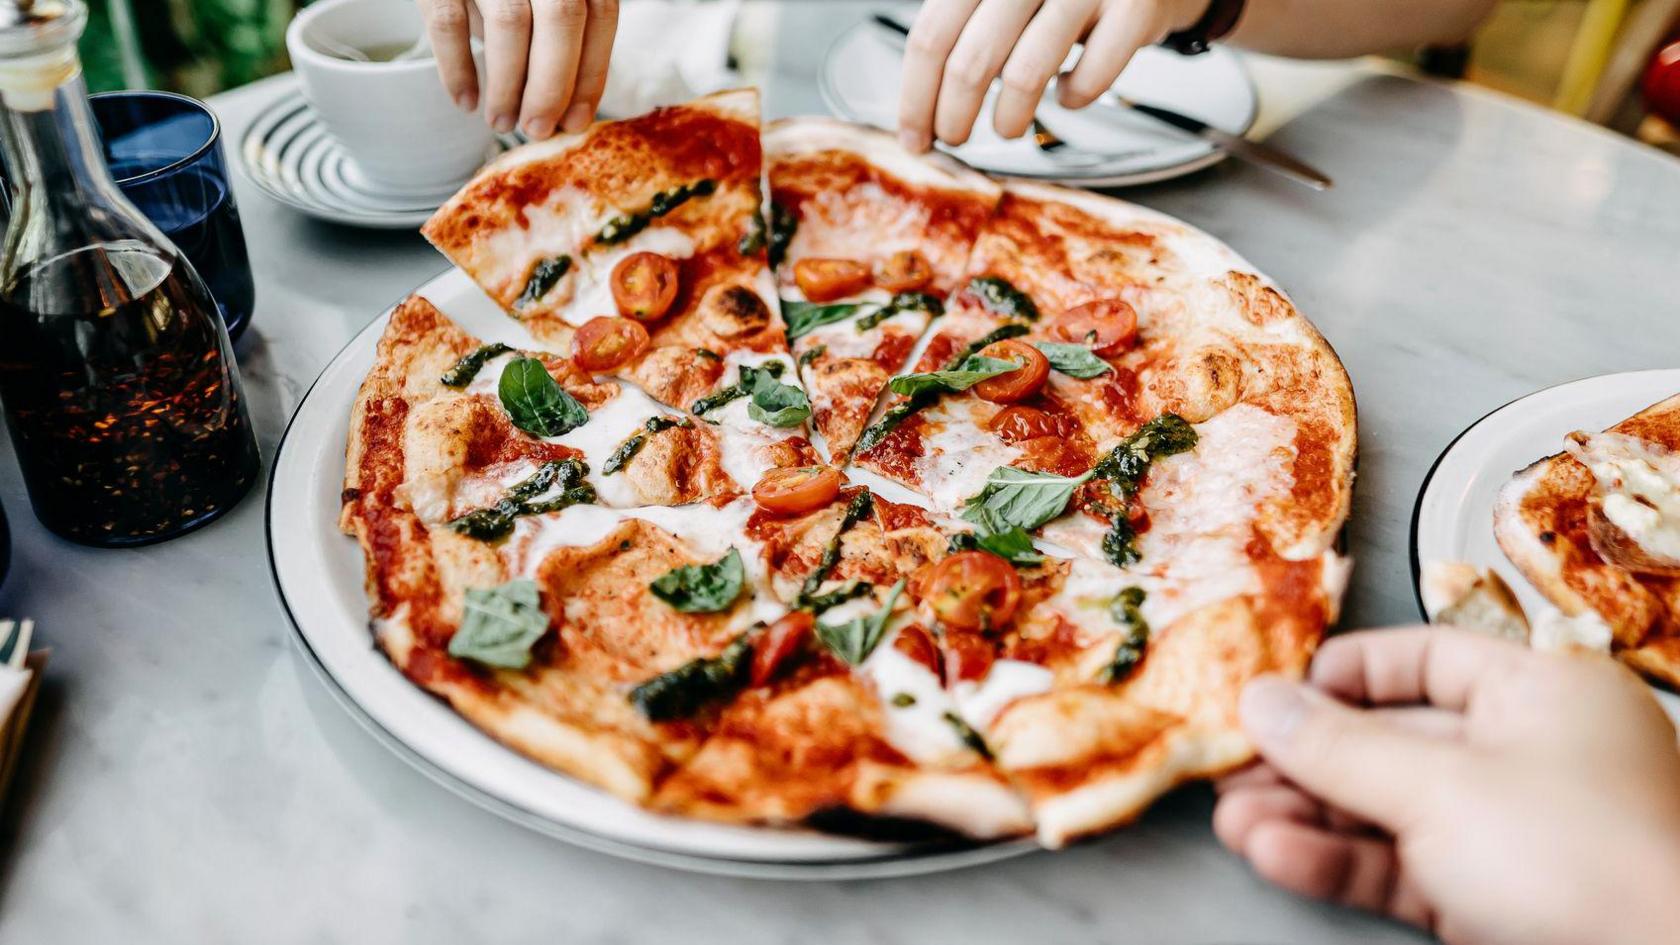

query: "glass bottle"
(0, 0), (258, 546)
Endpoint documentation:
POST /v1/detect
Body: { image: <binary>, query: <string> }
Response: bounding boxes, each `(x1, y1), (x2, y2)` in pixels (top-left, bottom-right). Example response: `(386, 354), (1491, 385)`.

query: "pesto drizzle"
(1099, 587), (1150, 684)
(767, 200), (797, 269)
(439, 342), (513, 388)
(854, 323), (1031, 453)
(967, 275), (1039, 321)
(516, 256), (572, 311)
(793, 491), (875, 609)
(855, 292), (944, 333)
(448, 458), (595, 541)
(596, 179), (717, 245)
(601, 416), (692, 476)
(628, 633), (753, 722)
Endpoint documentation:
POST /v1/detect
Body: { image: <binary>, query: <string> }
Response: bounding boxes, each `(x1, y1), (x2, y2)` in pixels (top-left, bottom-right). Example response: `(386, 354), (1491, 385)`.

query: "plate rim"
(817, 19), (1258, 187)
(263, 275), (1041, 878)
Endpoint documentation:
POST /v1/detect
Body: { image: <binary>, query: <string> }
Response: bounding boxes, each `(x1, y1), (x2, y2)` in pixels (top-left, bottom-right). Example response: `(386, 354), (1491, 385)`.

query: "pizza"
(764, 117), (1001, 459)
(1495, 394), (1680, 688)
(342, 96), (1357, 849)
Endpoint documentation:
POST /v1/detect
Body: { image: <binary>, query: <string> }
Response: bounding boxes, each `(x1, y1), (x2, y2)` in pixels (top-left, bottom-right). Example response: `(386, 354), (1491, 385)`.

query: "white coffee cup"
(285, 0), (493, 194)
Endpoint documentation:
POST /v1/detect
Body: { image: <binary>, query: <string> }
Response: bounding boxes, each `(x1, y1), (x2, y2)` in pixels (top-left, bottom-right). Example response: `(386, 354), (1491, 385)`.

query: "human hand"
(1214, 627), (1680, 945)
(896, 0), (1212, 151)
(416, 0), (618, 139)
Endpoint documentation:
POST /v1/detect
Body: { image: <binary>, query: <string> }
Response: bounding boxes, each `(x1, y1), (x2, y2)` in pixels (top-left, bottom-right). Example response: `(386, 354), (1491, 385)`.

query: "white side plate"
(1411, 369), (1680, 721)
(266, 266), (1038, 877)
(820, 21), (1257, 188)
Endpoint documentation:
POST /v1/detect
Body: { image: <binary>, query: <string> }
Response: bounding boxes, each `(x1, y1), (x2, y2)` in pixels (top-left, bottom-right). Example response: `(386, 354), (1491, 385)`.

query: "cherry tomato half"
(751, 465), (844, 517)
(572, 316), (650, 373)
(875, 250), (933, 293)
(892, 623), (943, 677)
(988, 405), (1065, 444)
(611, 251), (680, 322)
(792, 257), (871, 302)
(751, 611), (816, 687)
(942, 631), (997, 683)
(1054, 298), (1138, 357)
(1644, 39), (1680, 125)
(972, 339), (1050, 404)
(923, 551), (1022, 632)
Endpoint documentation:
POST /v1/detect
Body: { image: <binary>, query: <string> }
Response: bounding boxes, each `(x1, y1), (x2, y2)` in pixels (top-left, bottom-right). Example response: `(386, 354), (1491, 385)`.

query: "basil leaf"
(968, 275), (1039, 321)
(498, 357), (589, 437)
(1099, 587), (1150, 684)
(886, 355), (1019, 397)
(816, 578), (905, 666)
(650, 547), (745, 613)
(783, 300), (867, 340)
(948, 526), (1044, 565)
(854, 325), (1028, 455)
(448, 579), (549, 669)
(961, 466), (1091, 534)
(743, 364), (811, 428)
(629, 633), (752, 721)
(1034, 342), (1113, 379)
(440, 342), (512, 388)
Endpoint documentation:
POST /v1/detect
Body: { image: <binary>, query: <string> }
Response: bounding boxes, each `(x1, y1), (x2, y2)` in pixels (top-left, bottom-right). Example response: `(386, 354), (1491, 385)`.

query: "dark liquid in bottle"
(0, 243), (259, 546)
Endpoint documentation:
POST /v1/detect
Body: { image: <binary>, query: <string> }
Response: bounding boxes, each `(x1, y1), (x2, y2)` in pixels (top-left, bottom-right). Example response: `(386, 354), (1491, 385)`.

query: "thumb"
(1240, 675), (1465, 833)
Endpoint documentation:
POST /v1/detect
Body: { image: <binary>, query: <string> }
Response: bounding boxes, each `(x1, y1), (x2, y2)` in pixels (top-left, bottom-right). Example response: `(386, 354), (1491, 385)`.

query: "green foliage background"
(82, 0), (304, 96)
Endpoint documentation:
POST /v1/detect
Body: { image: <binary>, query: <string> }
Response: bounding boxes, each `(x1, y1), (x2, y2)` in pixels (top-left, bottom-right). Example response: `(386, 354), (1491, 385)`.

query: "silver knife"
(867, 11), (1332, 191)
(1110, 94), (1333, 191)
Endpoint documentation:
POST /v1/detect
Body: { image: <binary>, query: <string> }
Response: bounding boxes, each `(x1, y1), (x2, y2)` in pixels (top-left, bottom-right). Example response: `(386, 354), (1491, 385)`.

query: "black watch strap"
(1160, 0), (1247, 56)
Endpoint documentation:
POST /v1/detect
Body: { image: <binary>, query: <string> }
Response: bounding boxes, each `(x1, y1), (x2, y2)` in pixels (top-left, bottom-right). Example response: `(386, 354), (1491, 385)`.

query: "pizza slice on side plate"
(764, 118), (1000, 460)
(1495, 393), (1680, 688)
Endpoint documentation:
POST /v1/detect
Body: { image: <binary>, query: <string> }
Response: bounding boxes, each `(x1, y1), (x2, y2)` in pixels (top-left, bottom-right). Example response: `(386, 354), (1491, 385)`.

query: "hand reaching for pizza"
(896, 0), (1212, 151)
(1215, 627), (1680, 945)
(416, 0), (618, 139)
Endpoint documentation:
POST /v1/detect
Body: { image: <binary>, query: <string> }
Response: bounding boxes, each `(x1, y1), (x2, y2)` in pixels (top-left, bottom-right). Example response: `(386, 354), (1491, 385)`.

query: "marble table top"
(3, 5), (1679, 942)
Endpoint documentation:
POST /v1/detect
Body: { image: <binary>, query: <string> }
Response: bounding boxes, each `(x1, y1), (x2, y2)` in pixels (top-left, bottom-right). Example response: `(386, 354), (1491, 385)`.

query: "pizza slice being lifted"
(764, 118), (1001, 459)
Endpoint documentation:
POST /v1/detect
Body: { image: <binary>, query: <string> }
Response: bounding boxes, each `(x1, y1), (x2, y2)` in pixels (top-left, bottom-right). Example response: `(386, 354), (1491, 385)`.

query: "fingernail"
(522, 117), (555, 140)
(491, 113), (516, 134)
(1240, 676), (1307, 745)
(454, 91), (477, 112)
(561, 102), (595, 132)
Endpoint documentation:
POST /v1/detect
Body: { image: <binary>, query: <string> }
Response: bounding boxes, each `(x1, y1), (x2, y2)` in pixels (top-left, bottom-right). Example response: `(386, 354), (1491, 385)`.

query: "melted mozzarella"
(550, 382), (681, 507)
(913, 404), (1022, 513)
(1532, 608), (1613, 653)
(1566, 432), (1680, 563)
(859, 632), (967, 764)
(801, 303), (926, 362)
(473, 186), (603, 295)
(953, 660), (1053, 734)
(462, 352), (519, 397)
(704, 351), (808, 489)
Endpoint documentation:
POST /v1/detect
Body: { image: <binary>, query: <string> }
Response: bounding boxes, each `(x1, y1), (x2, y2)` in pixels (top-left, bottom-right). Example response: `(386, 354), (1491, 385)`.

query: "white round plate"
(1411, 369), (1680, 720)
(238, 81), (507, 229)
(267, 266), (1037, 878)
(820, 20), (1256, 187)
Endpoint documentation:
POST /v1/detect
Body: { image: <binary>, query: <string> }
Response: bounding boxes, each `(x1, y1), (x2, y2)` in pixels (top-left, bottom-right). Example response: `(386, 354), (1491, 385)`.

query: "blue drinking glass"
(88, 91), (256, 343)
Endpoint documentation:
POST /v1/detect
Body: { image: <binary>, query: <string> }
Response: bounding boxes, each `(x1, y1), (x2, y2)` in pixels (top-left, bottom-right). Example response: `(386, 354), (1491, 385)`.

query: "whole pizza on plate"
(339, 89), (1357, 848)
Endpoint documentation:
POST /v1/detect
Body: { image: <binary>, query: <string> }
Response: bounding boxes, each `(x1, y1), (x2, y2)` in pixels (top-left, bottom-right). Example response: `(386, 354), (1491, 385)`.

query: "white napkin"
(598, 0), (742, 117)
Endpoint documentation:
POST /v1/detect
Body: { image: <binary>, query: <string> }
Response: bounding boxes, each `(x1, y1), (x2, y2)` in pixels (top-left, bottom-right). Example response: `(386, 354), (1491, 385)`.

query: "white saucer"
(238, 81), (509, 229)
(1411, 369), (1680, 719)
(820, 21), (1257, 188)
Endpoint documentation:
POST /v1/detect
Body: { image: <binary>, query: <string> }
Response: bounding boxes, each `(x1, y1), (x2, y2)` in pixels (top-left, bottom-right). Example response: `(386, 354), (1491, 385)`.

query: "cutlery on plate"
(868, 10), (1332, 190)
(1108, 93), (1333, 191)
